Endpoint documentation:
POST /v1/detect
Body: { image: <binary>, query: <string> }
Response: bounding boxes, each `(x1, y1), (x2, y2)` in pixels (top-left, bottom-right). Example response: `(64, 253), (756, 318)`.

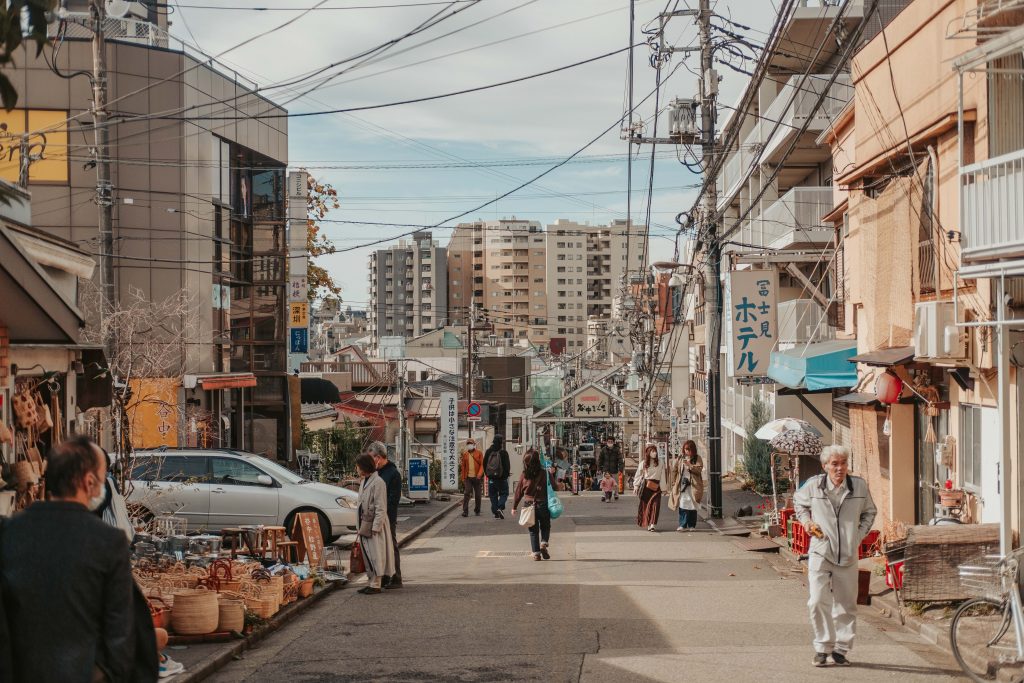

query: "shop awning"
(185, 373), (258, 391)
(848, 346), (915, 367)
(768, 341), (858, 391)
(834, 392), (880, 406)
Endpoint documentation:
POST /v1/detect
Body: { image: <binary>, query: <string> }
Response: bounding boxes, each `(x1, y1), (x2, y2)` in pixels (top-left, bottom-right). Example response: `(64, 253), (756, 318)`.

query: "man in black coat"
(598, 437), (621, 500)
(370, 441), (403, 589)
(484, 435), (511, 519)
(0, 437), (144, 683)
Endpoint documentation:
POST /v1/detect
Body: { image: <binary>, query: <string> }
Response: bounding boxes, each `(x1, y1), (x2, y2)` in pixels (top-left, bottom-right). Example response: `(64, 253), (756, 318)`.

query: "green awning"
(768, 341), (858, 391)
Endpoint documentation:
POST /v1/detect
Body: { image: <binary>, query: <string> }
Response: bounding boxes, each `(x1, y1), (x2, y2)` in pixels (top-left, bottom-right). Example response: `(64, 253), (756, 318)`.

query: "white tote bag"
(518, 503), (536, 527)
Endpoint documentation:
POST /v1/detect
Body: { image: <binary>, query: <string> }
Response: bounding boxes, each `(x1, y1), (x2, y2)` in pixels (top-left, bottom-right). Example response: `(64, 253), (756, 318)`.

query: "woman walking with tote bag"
(355, 454), (396, 594)
(634, 444), (668, 532)
(512, 449), (557, 561)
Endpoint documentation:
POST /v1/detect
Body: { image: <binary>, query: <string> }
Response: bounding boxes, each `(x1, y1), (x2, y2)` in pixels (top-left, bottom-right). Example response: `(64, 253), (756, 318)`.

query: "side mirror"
(256, 474), (274, 487)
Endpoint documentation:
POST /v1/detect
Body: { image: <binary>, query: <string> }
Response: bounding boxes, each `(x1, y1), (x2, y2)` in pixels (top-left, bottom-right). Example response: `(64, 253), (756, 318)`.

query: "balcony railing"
(758, 74), (852, 161)
(960, 148), (1024, 276)
(759, 186), (834, 249)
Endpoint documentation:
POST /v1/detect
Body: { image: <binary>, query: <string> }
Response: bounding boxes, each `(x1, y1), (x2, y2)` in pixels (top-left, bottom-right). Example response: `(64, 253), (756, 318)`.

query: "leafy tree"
(300, 417), (368, 480)
(0, 1), (55, 111)
(305, 173), (341, 303)
(743, 393), (774, 494)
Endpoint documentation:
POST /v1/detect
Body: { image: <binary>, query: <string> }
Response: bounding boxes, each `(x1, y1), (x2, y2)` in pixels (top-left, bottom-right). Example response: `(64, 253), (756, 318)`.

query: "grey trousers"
(807, 555), (859, 654)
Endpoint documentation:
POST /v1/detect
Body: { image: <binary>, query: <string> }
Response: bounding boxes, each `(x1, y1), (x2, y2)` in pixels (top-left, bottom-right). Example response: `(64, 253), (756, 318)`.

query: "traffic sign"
(467, 402), (482, 417)
(467, 416), (482, 423)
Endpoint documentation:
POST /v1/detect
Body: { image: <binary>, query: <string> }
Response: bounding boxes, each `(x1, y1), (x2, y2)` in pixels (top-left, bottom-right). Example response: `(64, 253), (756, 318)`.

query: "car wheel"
(285, 509), (334, 546)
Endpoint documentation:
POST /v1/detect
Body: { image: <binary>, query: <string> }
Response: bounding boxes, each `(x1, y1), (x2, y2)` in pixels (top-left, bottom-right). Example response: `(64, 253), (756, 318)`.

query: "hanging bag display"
(11, 390), (38, 430)
(34, 393), (52, 433)
(0, 418), (12, 446)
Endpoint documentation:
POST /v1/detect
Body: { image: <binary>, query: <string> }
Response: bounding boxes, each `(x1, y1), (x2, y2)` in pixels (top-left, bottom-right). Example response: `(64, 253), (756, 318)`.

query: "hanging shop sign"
(128, 378), (179, 448)
(439, 392), (458, 492)
(289, 302), (309, 328)
(289, 328), (308, 354)
(727, 269), (778, 379)
(573, 387), (610, 418)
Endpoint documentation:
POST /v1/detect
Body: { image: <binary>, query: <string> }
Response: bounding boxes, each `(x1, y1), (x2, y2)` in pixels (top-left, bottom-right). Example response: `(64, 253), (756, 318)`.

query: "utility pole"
(466, 304), (476, 441)
(90, 0), (115, 354)
(698, 0), (724, 519)
(397, 358), (408, 478)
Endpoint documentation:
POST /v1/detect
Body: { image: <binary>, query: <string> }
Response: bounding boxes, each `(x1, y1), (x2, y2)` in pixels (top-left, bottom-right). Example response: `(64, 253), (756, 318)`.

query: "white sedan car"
(127, 448), (358, 542)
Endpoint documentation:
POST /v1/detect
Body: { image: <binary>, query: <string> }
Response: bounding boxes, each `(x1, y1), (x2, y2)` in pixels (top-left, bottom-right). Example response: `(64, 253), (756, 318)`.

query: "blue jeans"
(488, 478), (509, 515)
(678, 508), (698, 528)
(528, 498), (551, 553)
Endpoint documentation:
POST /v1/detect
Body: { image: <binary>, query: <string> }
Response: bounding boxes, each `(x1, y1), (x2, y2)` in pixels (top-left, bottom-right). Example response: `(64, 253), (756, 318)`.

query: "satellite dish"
(105, 0), (131, 18)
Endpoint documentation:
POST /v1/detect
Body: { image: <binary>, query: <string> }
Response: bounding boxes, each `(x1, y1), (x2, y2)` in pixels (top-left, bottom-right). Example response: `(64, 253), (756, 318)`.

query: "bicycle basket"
(959, 552), (1007, 601)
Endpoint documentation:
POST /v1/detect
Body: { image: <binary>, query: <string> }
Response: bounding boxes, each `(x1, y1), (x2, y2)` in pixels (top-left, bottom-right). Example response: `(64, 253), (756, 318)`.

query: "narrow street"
(209, 495), (962, 682)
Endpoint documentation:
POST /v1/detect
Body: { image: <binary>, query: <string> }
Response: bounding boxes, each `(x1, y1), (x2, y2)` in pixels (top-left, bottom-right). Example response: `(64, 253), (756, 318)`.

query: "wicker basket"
(12, 461), (38, 488)
(298, 579), (314, 599)
(170, 589), (219, 635)
(899, 523), (1000, 601)
(241, 581), (279, 619)
(217, 594), (246, 633)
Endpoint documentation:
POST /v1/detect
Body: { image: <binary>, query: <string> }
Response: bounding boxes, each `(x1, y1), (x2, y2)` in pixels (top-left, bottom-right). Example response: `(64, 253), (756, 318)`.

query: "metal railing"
(759, 186), (834, 248)
(754, 74), (853, 163)
(960, 147), (1024, 263)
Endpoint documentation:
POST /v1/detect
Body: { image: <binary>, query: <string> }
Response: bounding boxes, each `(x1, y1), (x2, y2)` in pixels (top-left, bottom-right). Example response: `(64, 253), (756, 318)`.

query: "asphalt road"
(208, 493), (964, 682)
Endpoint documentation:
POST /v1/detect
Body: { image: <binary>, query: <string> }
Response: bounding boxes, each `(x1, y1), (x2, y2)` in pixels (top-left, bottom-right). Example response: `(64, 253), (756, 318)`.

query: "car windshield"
(241, 455), (306, 485)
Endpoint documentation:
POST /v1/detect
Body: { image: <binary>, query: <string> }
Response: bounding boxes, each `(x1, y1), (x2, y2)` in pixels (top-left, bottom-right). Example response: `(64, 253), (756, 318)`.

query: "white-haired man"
(793, 444), (877, 668)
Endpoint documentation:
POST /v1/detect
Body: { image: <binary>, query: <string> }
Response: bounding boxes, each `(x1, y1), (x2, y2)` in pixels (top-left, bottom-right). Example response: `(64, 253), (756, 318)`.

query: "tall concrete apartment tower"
(448, 219), (548, 345)
(545, 219), (646, 350)
(368, 231), (448, 353)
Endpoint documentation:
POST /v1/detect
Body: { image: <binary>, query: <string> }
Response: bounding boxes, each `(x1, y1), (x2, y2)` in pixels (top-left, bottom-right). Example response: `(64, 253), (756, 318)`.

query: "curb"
(173, 501), (459, 683)
(173, 580), (340, 683)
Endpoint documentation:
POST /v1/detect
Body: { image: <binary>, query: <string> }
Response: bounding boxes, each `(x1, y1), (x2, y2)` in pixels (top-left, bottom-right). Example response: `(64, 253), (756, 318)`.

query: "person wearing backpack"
(484, 435), (512, 519)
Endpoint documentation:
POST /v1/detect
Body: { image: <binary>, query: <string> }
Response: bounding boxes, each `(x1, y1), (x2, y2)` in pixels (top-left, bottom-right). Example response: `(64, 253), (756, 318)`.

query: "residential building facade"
(367, 231), (448, 353)
(14, 8), (292, 458)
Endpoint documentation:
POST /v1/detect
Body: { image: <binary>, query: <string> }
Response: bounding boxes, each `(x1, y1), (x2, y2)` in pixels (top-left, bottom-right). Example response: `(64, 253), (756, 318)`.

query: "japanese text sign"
(573, 387), (610, 417)
(727, 269), (778, 379)
(439, 392), (458, 492)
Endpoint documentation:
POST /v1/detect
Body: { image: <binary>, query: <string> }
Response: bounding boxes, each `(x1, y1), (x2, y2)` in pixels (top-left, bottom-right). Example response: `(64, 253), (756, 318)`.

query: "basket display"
(217, 594), (246, 633)
(889, 523), (1000, 602)
(170, 589), (219, 635)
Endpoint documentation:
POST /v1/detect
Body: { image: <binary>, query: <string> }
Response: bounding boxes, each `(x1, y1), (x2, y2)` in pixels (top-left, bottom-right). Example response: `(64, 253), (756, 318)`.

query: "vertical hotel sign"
(727, 269), (778, 380)
(287, 171), (309, 372)
(439, 392), (458, 492)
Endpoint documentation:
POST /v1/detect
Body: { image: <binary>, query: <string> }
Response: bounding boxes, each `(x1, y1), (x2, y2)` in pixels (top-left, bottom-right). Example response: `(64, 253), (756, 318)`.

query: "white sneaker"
(676, 526), (685, 532)
(159, 656), (184, 678)
(648, 524), (657, 532)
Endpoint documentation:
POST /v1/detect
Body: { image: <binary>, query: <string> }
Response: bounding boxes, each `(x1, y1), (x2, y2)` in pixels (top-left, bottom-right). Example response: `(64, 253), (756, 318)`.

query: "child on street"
(600, 472), (617, 502)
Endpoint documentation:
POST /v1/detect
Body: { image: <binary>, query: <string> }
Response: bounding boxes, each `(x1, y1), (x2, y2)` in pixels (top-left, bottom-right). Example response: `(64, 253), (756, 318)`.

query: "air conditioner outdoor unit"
(914, 302), (968, 361)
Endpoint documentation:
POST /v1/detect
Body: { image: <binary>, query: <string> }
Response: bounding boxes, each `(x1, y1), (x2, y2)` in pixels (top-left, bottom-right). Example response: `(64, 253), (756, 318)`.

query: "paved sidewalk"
(204, 492), (964, 682)
(168, 498), (458, 682)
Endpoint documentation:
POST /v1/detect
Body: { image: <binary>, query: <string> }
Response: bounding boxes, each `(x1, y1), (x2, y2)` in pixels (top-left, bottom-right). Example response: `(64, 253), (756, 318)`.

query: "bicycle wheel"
(950, 597), (1014, 682)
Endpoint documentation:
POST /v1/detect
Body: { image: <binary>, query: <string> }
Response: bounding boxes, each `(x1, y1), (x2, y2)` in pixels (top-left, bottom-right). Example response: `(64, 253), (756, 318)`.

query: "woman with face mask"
(634, 444), (668, 532)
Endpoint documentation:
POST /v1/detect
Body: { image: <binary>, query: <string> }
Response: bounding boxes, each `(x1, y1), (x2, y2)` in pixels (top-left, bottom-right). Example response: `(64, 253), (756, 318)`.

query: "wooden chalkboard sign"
(290, 512), (324, 568)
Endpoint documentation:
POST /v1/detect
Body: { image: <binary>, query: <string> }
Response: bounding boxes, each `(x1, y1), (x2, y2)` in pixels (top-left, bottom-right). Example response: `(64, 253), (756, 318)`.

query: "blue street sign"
(290, 328), (308, 354)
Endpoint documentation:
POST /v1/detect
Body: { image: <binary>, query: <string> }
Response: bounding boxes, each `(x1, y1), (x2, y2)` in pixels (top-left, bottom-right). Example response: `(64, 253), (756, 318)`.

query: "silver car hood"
(298, 480), (358, 501)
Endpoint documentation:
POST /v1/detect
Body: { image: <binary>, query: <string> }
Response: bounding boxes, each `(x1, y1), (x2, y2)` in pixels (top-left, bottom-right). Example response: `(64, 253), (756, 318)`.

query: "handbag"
(546, 472), (563, 520)
(518, 503), (536, 527)
(349, 541), (366, 574)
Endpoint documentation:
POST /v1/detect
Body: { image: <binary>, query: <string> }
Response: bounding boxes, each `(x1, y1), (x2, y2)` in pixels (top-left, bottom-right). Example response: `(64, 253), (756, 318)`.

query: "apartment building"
(688, 2), (912, 476)
(12, 4), (292, 457)
(546, 219), (646, 351)
(368, 231), (448, 352)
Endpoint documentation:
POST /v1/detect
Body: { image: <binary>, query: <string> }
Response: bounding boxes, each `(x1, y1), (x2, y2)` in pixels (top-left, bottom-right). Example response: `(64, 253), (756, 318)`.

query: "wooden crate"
(900, 523), (1000, 602)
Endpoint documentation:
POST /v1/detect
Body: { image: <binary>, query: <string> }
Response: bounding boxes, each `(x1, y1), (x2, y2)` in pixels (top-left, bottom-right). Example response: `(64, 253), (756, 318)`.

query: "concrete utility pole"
(698, 0), (724, 519)
(398, 358), (408, 477)
(466, 304), (476, 441)
(90, 0), (115, 354)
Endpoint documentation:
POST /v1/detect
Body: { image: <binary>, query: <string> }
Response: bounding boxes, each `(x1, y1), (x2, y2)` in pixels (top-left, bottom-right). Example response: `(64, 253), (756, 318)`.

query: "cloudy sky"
(172, 0), (778, 307)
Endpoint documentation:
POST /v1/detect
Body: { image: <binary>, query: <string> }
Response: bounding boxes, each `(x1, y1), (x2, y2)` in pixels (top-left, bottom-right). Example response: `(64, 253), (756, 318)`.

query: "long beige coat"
(357, 472), (396, 580)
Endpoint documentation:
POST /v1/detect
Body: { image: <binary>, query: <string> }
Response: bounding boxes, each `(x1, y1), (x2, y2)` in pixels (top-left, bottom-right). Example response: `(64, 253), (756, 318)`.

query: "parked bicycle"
(950, 547), (1024, 681)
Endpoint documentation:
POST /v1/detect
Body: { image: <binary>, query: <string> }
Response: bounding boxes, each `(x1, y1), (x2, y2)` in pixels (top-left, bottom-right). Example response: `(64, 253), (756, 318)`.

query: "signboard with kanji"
(573, 387), (610, 417)
(289, 302), (309, 328)
(290, 328), (308, 354)
(290, 511), (323, 568)
(727, 269), (778, 379)
(439, 392), (458, 492)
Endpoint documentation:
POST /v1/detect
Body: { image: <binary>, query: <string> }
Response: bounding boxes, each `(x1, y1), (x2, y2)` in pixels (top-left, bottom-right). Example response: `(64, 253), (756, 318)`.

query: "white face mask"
(87, 476), (106, 511)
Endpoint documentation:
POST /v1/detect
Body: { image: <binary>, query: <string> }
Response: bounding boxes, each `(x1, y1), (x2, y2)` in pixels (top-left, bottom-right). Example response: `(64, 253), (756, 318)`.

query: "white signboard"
(656, 442), (668, 462)
(439, 392), (458, 492)
(727, 269), (779, 379)
(669, 415), (680, 456)
(573, 387), (610, 417)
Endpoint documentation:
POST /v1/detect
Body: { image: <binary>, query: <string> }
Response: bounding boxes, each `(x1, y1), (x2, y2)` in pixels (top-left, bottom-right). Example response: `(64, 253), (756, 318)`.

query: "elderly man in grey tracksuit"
(793, 445), (877, 668)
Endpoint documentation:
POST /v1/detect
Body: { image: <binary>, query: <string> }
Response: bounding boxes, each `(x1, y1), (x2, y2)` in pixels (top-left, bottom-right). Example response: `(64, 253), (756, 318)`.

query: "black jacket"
(377, 461), (403, 526)
(599, 444), (621, 473)
(0, 501), (139, 683)
(484, 445), (511, 480)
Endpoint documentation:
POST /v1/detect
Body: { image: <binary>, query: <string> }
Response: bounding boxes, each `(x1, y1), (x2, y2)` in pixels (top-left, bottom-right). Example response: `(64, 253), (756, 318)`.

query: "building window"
(960, 404), (984, 491)
(510, 417), (523, 441)
(481, 378), (493, 393)
(511, 378), (522, 393)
